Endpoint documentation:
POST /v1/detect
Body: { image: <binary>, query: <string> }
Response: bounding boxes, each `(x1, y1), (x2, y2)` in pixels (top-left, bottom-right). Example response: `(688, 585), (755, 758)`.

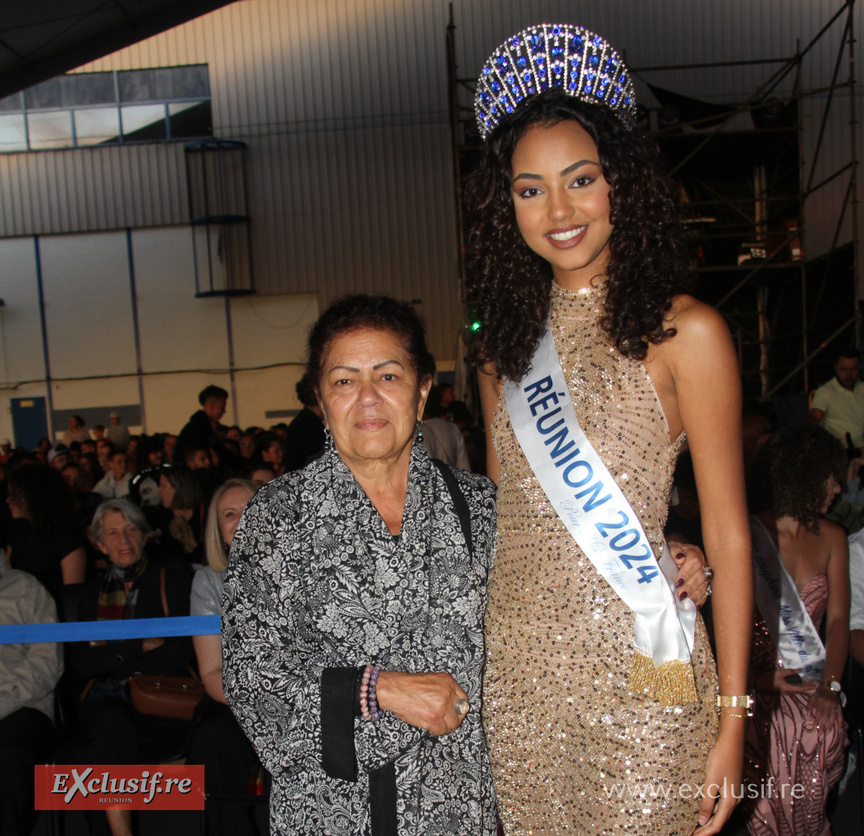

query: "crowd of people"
(0, 368), (489, 836)
(1, 19), (864, 836)
(0, 378), (332, 836)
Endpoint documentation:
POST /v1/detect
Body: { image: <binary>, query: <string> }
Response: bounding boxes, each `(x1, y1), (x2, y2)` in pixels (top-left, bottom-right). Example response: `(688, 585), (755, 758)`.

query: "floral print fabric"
(222, 444), (498, 835)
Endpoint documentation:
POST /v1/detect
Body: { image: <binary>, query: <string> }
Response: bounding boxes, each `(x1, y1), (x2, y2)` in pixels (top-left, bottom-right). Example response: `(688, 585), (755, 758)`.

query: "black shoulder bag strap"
(431, 458), (473, 557)
(367, 460), (472, 836)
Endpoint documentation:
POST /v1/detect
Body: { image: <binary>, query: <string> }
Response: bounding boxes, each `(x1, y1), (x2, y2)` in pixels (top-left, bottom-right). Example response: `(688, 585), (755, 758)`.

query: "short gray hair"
(91, 499), (151, 543)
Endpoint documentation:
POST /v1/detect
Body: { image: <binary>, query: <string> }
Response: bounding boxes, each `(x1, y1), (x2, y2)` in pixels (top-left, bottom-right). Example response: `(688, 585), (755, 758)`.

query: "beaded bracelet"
(359, 664), (383, 721)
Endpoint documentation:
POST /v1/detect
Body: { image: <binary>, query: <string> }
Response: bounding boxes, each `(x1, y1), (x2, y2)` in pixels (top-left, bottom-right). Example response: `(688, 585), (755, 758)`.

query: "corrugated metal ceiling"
(0, 0), (240, 100)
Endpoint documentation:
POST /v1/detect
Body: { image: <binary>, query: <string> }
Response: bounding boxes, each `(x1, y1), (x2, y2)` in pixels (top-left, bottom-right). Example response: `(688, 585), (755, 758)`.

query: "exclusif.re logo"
(35, 765), (205, 810)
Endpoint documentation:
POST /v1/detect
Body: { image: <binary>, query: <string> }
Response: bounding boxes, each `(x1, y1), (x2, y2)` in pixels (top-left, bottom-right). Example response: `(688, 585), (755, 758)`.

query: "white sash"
(750, 516), (826, 680)
(504, 324), (698, 704)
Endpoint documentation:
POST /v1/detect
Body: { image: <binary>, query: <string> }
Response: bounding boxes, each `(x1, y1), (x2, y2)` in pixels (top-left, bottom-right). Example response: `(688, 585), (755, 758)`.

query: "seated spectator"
(91, 424), (106, 441)
(185, 444), (212, 471)
(60, 462), (102, 533)
(226, 426), (243, 443)
(47, 444), (69, 470)
(126, 436), (140, 470)
(6, 463), (87, 607)
(96, 438), (115, 473)
(187, 479), (263, 836)
(253, 432), (285, 479)
(744, 426), (849, 835)
(162, 433), (178, 464)
(93, 449), (132, 499)
(80, 439), (96, 457)
(78, 453), (103, 491)
(104, 412), (129, 449)
(243, 464), (275, 487)
(151, 465), (207, 566)
(823, 454), (864, 535)
(60, 500), (193, 836)
(439, 382), (473, 431)
(61, 415), (89, 446)
(284, 373), (326, 472)
(421, 385), (470, 470)
(238, 433), (256, 460)
(0, 565), (64, 836)
(184, 444), (222, 505)
(222, 438), (241, 460)
(136, 435), (164, 472)
(67, 441), (82, 462)
(808, 347), (864, 449)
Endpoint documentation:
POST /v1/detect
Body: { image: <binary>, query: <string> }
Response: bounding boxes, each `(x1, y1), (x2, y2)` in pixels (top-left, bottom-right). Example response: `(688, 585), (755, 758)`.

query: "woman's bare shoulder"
(819, 518), (850, 550)
(666, 295), (730, 343)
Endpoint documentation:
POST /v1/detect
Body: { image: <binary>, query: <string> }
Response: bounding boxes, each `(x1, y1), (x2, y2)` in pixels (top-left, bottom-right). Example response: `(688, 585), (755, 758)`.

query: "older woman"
(222, 295), (499, 835)
(187, 478), (263, 836)
(62, 499), (193, 836)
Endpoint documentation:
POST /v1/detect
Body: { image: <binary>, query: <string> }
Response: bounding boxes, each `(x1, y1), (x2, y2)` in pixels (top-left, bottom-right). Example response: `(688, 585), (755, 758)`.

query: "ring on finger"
(703, 566), (714, 582)
(705, 583), (713, 597)
(454, 698), (470, 717)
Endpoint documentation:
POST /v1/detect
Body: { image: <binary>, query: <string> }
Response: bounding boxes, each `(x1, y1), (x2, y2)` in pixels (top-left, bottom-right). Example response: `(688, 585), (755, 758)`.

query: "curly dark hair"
(305, 294), (436, 391)
(747, 425), (845, 531)
(464, 89), (691, 381)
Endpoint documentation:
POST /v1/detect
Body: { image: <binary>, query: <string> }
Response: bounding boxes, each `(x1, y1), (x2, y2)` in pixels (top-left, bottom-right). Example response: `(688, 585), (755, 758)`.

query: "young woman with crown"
(466, 24), (752, 835)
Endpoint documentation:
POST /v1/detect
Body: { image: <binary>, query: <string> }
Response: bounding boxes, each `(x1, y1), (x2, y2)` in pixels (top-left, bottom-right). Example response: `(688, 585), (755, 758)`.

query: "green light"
(470, 320), (482, 332)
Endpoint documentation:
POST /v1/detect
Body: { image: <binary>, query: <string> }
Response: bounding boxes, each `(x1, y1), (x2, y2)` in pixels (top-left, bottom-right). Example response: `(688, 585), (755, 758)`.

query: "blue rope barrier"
(0, 615), (220, 645)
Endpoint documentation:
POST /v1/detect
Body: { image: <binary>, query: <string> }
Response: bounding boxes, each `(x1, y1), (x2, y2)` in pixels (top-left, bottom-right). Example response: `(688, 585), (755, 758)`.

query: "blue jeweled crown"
(474, 23), (637, 140)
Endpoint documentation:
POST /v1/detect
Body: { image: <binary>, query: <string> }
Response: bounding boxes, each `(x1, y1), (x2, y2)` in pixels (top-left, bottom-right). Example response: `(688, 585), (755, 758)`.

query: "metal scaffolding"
(447, 1), (859, 402)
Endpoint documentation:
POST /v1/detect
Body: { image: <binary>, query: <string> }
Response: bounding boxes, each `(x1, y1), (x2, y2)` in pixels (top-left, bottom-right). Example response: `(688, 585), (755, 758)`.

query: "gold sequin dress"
(484, 282), (719, 834)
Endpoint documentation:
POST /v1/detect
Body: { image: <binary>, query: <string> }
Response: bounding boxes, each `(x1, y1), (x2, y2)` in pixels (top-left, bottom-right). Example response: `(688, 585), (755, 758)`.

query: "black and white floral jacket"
(222, 443), (498, 835)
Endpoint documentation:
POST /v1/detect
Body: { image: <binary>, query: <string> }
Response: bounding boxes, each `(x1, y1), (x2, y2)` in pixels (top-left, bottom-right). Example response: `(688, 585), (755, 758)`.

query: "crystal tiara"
(474, 23), (637, 140)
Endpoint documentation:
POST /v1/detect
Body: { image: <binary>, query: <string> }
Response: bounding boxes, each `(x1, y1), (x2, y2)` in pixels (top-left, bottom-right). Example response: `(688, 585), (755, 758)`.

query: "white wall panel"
(0, 237), (45, 384)
(131, 227), (229, 372)
(38, 232), (138, 379)
(233, 365), (305, 430)
(229, 293), (317, 369)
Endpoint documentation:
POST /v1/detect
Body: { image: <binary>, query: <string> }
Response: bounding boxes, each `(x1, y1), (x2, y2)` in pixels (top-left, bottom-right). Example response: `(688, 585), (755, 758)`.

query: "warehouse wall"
(0, 0), (860, 442)
(0, 227), (317, 444)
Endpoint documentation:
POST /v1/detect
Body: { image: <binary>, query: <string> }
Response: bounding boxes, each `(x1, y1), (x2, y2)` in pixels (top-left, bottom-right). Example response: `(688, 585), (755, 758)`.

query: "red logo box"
(35, 765), (205, 810)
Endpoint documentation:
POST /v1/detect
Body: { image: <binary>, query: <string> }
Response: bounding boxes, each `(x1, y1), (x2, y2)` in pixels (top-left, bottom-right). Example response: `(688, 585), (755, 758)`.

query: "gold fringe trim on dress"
(629, 653), (698, 704)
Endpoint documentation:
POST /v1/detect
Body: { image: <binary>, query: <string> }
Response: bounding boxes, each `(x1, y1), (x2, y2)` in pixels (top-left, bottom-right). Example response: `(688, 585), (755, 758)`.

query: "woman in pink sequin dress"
(745, 426), (849, 835)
